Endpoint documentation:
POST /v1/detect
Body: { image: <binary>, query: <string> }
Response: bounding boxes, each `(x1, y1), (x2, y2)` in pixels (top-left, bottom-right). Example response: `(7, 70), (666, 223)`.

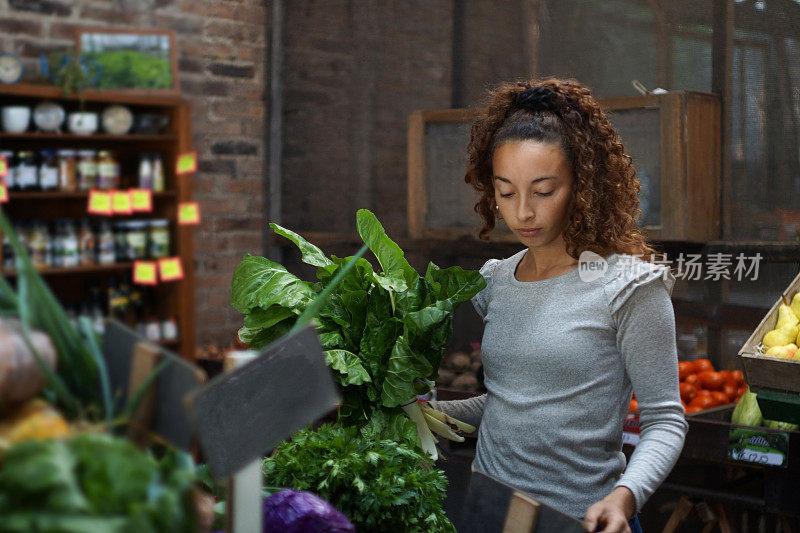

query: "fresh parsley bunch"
(263, 423), (455, 533)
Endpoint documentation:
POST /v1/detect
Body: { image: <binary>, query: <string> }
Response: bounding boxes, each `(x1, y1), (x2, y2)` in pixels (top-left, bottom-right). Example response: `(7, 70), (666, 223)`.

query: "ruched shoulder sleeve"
(603, 256), (676, 317)
(471, 258), (501, 320)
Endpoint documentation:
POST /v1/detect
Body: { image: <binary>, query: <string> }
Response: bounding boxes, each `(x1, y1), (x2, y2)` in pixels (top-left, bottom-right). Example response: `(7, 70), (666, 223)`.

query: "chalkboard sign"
(407, 90), (721, 242)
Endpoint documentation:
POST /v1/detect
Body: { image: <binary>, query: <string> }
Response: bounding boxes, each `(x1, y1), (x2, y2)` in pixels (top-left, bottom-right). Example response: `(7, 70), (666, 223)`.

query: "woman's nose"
(516, 198), (535, 220)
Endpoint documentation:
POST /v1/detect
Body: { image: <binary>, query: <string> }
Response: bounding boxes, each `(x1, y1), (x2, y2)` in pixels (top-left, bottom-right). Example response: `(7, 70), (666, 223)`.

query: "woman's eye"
(499, 192), (514, 198)
(536, 191), (554, 197)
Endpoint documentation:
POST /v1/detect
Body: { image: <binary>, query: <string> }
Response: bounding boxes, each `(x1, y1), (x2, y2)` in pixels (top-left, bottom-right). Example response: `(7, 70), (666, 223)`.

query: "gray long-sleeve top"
(431, 250), (688, 520)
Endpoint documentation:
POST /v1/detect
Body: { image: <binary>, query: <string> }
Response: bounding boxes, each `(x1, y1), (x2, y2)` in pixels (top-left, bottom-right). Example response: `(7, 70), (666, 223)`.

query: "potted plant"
(45, 49), (102, 134)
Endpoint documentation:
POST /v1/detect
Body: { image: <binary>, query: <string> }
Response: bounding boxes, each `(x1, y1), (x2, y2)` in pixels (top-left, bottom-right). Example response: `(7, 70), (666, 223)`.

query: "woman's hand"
(583, 486), (636, 533)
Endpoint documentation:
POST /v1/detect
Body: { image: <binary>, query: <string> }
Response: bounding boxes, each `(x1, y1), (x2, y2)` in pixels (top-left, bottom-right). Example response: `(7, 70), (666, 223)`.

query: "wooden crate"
(737, 269), (800, 394)
(407, 90), (721, 242)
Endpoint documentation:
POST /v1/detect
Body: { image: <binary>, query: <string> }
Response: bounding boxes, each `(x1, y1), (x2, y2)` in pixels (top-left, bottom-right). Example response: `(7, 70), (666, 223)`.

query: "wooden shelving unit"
(0, 83), (195, 361)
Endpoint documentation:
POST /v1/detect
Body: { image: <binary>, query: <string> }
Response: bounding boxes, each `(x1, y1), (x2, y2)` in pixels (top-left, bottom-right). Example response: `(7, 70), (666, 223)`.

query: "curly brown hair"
(465, 76), (656, 260)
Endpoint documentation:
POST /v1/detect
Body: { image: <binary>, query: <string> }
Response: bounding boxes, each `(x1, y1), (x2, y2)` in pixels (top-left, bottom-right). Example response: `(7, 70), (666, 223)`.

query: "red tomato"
(678, 361), (695, 381)
(723, 383), (738, 402)
(698, 371), (725, 391)
(685, 374), (700, 387)
(685, 406), (704, 414)
(679, 382), (697, 403)
(693, 358), (714, 373)
(719, 370), (734, 385)
(711, 391), (729, 405)
(696, 389), (712, 398)
(689, 395), (716, 410)
(732, 370), (745, 386)
(737, 385), (747, 397)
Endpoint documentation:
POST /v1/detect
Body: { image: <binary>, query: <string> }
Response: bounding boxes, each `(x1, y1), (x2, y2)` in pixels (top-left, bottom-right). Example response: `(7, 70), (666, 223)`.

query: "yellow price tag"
(133, 261), (158, 285)
(87, 190), (113, 216)
(176, 151), (198, 175)
(0, 154), (7, 179)
(130, 189), (153, 212)
(158, 257), (184, 282)
(178, 202), (201, 225)
(112, 190), (133, 215)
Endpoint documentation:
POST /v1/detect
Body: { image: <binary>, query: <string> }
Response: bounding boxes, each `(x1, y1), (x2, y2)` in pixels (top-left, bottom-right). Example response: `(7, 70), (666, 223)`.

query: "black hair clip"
(514, 86), (558, 112)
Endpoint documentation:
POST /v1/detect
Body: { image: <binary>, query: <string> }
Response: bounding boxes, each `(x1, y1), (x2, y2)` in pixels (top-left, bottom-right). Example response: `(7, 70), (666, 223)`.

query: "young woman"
(430, 78), (688, 533)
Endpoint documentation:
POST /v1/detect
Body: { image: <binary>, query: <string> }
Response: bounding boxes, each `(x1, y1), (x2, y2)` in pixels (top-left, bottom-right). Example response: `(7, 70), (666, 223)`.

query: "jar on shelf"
(96, 220), (116, 264)
(126, 220), (148, 260)
(145, 316), (161, 342)
(78, 219), (95, 266)
(15, 151), (38, 191)
(28, 220), (49, 268)
(148, 219), (170, 258)
(0, 150), (15, 189)
(161, 316), (179, 341)
(113, 221), (129, 261)
(57, 149), (77, 192)
(37, 149), (59, 191)
(77, 150), (97, 191)
(97, 150), (120, 190)
(60, 219), (80, 268)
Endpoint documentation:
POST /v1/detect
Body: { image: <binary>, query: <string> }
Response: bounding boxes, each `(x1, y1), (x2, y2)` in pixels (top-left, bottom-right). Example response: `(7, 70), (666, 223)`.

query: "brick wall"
(0, 0), (267, 346)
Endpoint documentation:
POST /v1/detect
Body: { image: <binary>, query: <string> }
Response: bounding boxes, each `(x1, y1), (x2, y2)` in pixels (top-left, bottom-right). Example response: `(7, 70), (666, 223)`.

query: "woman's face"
(492, 140), (573, 248)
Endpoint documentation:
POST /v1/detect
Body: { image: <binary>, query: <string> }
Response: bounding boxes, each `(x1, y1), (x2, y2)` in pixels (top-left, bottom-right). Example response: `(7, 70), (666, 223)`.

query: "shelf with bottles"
(0, 148), (173, 193)
(65, 275), (180, 347)
(1, 217), (173, 275)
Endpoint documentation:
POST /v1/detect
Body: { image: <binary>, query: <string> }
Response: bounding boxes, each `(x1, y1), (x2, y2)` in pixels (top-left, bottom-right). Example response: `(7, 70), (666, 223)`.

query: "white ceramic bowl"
(68, 112), (98, 135)
(1, 106), (31, 133)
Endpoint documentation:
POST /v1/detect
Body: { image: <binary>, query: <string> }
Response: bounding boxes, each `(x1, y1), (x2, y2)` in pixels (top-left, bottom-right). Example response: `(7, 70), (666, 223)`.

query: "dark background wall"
(0, 0), (536, 347)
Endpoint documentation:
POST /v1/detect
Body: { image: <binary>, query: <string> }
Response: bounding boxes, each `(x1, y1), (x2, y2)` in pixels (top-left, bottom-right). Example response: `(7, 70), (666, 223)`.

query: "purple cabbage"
(263, 489), (354, 533)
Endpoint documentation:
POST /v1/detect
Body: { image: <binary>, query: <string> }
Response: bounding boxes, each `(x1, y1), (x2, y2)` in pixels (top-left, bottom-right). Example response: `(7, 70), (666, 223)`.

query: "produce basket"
(737, 269), (800, 395)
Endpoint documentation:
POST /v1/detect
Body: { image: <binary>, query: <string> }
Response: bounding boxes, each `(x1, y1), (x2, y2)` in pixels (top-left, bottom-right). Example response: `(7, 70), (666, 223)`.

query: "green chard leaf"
(381, 336), (434, 407)
(230, 254), (314, 314)
(425, 262), (487, 305)
(270, 223), (333, 267)
(324, 349), (371, 386)
(356, 209), (417, 286)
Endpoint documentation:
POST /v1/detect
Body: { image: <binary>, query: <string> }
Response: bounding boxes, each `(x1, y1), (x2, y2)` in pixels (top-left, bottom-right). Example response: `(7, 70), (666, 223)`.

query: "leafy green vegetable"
(263, 423), (455, 533)
(0, 434), (199, 532)
(230, 209), (486, 453)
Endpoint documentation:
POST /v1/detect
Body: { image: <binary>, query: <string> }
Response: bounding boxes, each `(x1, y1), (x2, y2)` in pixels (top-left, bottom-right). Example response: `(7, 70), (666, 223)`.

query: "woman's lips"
(518, 228), (541, 237)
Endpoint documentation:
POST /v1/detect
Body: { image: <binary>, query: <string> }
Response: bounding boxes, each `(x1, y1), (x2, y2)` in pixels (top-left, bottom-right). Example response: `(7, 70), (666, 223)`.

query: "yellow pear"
(791, 293), (800, 320)
(776, 303), (799, 329)
(766, 343), (798, 359)
(793, 349), (800, 361)
(763, 326), (798, 348)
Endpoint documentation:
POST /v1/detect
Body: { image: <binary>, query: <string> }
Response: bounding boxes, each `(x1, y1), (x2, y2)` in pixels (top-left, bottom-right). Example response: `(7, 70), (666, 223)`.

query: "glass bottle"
(152, 153), (165, 192)
(78, 219), (95, 266)
(61, 219), (79, 268)
(96, 220), (116, 265)
(97, 150), (119, 190)
(37, 149), (59, 191)
(15, 151), (38, 191)
(138, 154), (153, 190)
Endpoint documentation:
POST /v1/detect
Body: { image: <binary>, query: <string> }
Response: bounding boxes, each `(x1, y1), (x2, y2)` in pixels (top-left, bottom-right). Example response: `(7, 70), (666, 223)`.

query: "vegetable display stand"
(0, 83), (196, 361)
(650, 404), (800, 527)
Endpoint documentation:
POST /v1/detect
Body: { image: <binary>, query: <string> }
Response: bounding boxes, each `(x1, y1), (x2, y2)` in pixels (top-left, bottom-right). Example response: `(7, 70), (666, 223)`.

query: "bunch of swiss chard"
(230, 209), (485, 456)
